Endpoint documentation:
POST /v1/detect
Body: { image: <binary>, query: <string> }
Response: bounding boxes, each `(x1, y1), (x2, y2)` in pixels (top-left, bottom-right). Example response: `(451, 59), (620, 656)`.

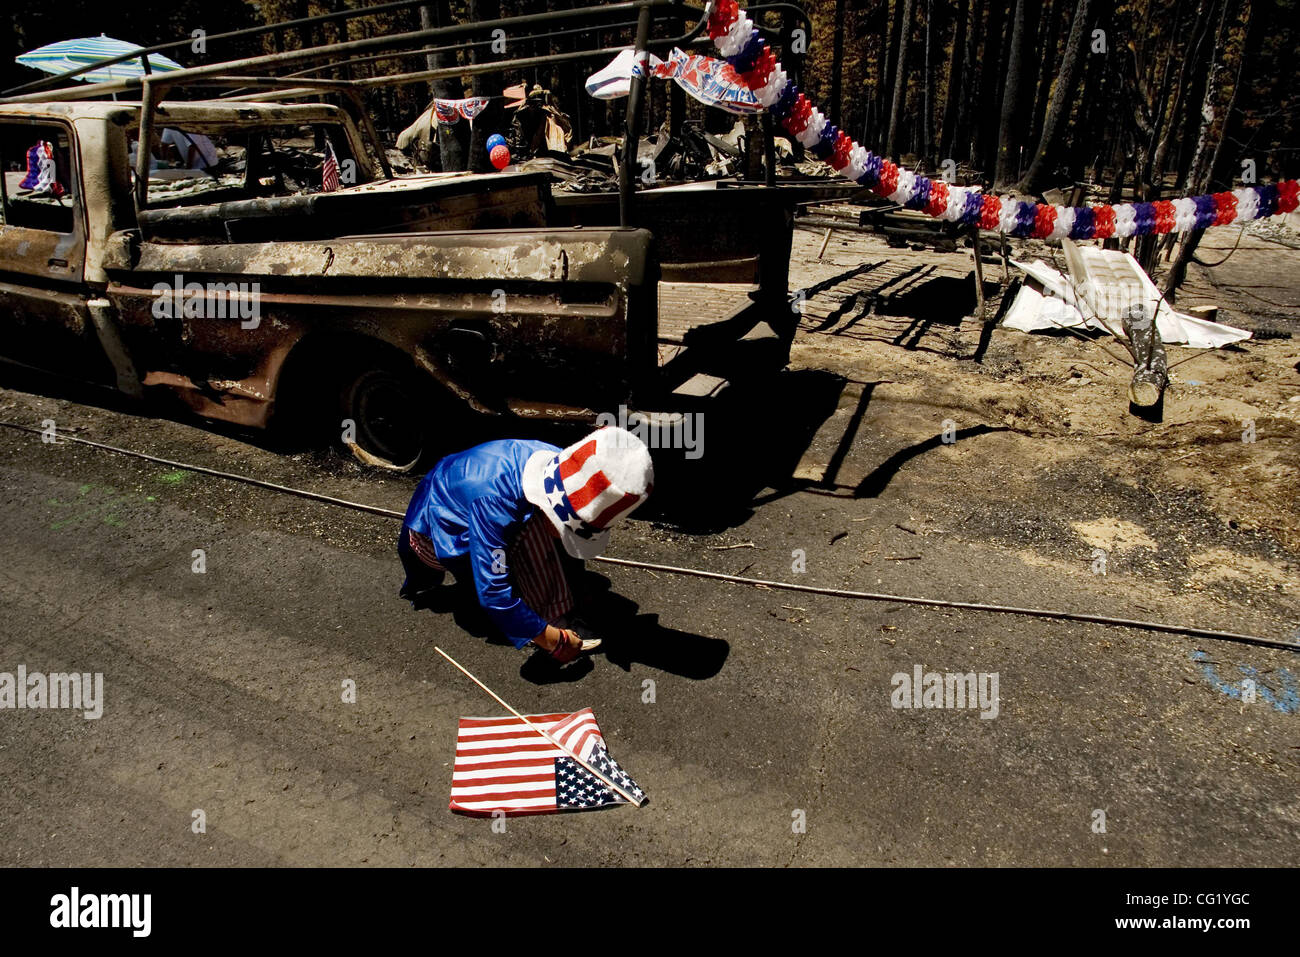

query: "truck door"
(0, 119), (107, 382)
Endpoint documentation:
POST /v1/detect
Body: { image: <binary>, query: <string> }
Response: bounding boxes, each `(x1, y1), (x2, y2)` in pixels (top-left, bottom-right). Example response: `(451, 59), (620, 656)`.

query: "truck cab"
(0, 99), (794, 468)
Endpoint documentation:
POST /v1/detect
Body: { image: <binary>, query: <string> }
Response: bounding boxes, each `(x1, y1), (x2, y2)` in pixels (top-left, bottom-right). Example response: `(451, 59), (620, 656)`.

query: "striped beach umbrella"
(16, 35), (183, 84)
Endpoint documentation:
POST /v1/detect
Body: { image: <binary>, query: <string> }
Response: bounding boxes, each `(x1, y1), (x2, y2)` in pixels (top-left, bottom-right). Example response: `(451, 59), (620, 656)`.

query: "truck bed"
(652, 281), (783, 406)
(657, 282), (759, 348)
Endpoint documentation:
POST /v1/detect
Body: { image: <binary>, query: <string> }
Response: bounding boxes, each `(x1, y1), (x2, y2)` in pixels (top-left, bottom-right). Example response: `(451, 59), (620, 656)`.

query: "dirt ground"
(786, 219), (1300, 606)
(0, 216), (1296, 868)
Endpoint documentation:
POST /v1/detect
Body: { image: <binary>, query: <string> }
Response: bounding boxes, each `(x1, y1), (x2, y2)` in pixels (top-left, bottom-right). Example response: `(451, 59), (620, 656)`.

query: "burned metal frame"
(4, 2), (703, 105)
(131, 74), (394, 210)
(12, 0), (808, 227)
(2, 0), (446, 97)
(279, 18), (644, 80)
(269, 1), (805, 87)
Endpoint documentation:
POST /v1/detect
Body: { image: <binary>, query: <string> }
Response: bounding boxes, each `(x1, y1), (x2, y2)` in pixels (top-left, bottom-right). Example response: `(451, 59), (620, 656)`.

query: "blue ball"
(486, 133), (506, 152)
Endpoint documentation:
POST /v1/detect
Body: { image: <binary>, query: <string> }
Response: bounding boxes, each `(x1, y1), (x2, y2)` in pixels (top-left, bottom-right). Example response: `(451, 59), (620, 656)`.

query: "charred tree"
(939, 0), (972, 162)
(1015, 0), (1092, 194)
(467, 0), (505, 174)
(830, 0), (846, 126)
(1126, 1), (1197, 271)
(956, 0), (984, 164)
(877, 0), (902, 150)
(1124, 304), (1168, 412)
(921, 0), (934, 161)
(420, 0), (466, 172)
(886, 0), (917, 158)
(994, 0), (1031, 187)
(1165, 0), (1268, 296)
(1028, 0), (1060, 150)
(973, 0), (1008, 172)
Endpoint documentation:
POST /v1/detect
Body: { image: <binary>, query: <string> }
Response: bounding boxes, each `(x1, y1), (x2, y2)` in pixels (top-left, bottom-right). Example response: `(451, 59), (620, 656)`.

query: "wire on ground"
(2, 419), (1295, 653)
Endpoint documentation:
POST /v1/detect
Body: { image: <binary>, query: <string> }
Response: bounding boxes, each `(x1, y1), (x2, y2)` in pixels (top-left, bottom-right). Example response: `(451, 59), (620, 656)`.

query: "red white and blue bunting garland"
(432, 97), (490, 125)
(705, 0), (1299, 239)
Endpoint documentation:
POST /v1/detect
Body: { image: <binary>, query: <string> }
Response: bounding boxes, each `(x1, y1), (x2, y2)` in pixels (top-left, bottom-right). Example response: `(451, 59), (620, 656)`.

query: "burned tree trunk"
(1167, 0), (1221, 188)
(993, 0), (1030, 188)
(1165, 0), (1267, 297)
(1124, 304), (1168, 412)
(877, 0), (901, 148)
(939, 0), (971, 162)
(1028, 0), (1061, 146)
(1132, 19), (1186, 274)
(1068, 0), (1113, 183)
(1154, 0), (1225, 262)
(956, 0), (984, 163)
(973, 0), (1009, 172)
(420, 0), (466, 172)
(1015, 0), (1091, 194)
(830, 0), (846, 127)
(467, 0), (505, 174)
(886, 0), (917, 159)
(921, 0), (934, 161)
(1104, 141), (1131, 249)
(1158, 0), (1223, 189)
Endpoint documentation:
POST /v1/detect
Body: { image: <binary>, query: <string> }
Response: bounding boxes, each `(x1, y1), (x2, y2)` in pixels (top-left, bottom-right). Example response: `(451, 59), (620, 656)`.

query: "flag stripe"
(456, 728), (562, 744)
(452, 771), (556, 786)
(550, 710), (597, 743)
(451, 795), (556, 811)
(456, 740), (558, 755)
(569, 728), (600, 761)
(458, 713), (571, 729)
(454, 760), (560, 774)
(454, 751), (562, 767)
(558, 440), (599, 480)
(566, 470), (612, 511)
(451, 782), (557, 797)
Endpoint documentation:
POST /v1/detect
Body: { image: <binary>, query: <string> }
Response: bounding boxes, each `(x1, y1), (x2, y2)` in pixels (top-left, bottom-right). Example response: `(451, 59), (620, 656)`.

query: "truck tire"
(337, 364), (434, 471)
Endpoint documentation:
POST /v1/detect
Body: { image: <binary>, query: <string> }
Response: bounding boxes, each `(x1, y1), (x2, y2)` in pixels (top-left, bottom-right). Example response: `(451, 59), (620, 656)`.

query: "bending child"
(399, 427), (653, 663)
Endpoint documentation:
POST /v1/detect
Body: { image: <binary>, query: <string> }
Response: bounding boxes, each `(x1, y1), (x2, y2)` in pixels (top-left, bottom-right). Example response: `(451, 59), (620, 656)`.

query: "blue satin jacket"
(403, 439), (559, 648)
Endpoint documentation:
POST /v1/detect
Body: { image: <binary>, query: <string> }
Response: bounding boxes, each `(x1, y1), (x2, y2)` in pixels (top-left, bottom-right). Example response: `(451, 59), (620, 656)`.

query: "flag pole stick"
(434, 646), (645, 807)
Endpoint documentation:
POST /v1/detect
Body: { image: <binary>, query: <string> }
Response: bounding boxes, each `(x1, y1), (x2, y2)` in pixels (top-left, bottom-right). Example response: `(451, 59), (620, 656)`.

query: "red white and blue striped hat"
(522, 427), (653, 559)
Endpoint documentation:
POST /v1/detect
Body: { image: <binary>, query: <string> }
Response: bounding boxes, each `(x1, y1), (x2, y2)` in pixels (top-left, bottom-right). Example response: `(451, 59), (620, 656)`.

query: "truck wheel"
(338, 366), (432, 471)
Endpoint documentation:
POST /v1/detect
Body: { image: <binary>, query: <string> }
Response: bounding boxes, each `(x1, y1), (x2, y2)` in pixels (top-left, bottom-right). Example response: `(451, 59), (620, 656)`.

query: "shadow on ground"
(639, 368), (849, 534)
(408, 569), (729, 685)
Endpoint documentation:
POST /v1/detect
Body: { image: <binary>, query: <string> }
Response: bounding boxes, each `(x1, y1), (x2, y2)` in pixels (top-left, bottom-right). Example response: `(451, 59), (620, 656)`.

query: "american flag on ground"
(450, 707), (645, 815)
(321, 139), (339, 192)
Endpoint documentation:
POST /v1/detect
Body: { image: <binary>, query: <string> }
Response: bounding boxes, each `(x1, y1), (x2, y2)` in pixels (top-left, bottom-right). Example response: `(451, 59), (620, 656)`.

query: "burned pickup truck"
(0, 98), (794, 467)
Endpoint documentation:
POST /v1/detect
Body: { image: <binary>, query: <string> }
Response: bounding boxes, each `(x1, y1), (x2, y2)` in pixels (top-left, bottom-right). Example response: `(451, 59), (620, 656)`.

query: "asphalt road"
(0, 368), (1296, 866)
